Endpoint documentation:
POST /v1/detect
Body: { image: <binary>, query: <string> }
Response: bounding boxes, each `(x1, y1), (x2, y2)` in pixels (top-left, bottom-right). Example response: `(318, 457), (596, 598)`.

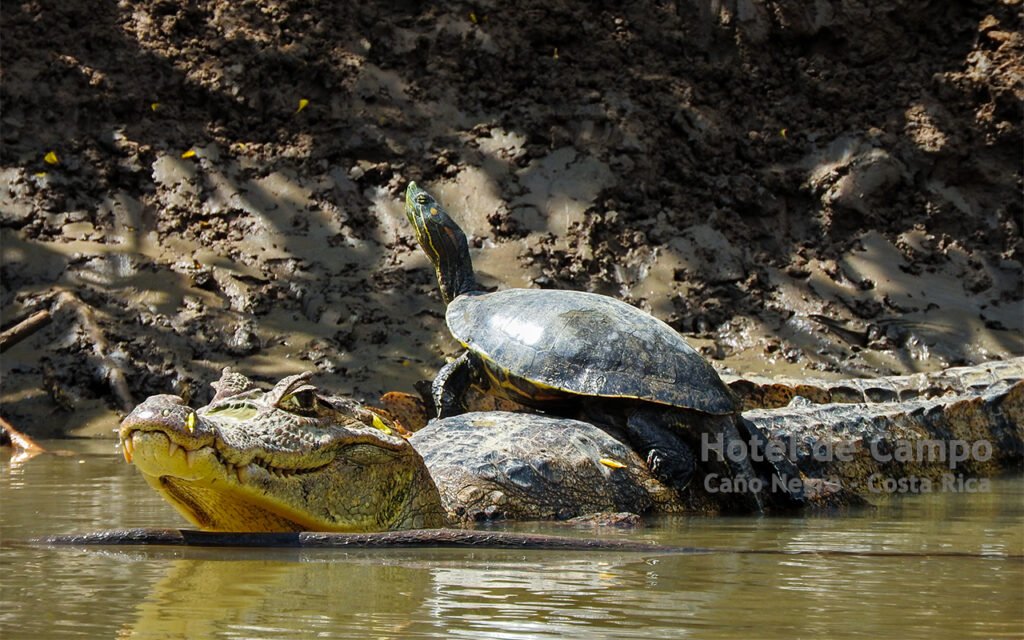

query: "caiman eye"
(280, 390), (318, 414)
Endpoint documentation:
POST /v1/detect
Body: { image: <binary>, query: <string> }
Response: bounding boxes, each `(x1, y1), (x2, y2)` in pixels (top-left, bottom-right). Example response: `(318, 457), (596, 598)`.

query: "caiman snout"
(118, 395), (206, 464)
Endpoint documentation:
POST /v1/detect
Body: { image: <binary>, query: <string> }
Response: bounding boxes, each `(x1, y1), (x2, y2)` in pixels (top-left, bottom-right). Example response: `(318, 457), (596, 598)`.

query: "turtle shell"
(446, 288), (736, 415)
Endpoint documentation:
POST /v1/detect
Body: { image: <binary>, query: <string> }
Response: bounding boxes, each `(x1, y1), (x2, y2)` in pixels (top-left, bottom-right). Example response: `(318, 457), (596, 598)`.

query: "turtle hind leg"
(627, 408), (767, 513)
(693, 413), (767, 512)
(735, 416), (807, 509)
(624, 407), (696, 491)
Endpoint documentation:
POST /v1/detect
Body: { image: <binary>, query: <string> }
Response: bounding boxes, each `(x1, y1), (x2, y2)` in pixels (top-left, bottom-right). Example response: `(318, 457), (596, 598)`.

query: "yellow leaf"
(469, 11), (477, 23)
(371, 415), (392, 435)
(599, 458), (627, 469)
(296, 98), (309, 114)
(44, 151), (59, 165)
(780, 128), (788, 139)
(35, 172), (47, 177)
(150, 102), (161, 112)
(181, 149), (196, 159)
(553, 48), (559, 60)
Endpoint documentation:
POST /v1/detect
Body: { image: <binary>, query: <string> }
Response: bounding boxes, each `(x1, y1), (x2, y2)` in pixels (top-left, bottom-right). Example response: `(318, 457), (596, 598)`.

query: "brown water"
(2, 440), (1022, 639)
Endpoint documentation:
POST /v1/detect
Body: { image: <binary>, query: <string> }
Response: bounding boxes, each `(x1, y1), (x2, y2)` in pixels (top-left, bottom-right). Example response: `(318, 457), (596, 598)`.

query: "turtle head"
(405, 182), (479, 305)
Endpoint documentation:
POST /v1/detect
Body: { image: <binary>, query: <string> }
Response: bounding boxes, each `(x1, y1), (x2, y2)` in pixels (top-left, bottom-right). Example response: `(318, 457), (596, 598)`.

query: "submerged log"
(35, 528), (1024, 558)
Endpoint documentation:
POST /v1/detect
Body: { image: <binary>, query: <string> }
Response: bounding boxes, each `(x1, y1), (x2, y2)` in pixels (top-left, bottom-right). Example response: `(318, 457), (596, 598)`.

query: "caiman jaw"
(122, 430), (328, 486)
(123, 429), (339, 531)
(120, 407), (344, 531)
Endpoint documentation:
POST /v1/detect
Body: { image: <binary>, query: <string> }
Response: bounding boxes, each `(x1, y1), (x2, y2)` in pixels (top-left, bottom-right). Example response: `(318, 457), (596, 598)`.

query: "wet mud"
(1, 1), (1021, 436)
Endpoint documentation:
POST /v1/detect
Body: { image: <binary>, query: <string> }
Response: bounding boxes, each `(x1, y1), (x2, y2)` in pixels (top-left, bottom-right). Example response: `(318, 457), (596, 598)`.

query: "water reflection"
(119, 552), (434, 639)
(2, 442), (1022, 639)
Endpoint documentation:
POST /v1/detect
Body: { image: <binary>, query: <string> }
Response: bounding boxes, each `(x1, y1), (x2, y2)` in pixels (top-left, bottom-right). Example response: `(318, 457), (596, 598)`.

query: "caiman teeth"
(185, 449), (199, 468)
(236, 464), (251, 484)
(122, 437), (134, 464)
(168, 441), (181, 458)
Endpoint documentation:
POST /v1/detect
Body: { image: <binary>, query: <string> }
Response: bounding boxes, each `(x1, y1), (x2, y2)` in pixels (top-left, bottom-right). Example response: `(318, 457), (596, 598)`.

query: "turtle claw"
(646, 447), (695, 492)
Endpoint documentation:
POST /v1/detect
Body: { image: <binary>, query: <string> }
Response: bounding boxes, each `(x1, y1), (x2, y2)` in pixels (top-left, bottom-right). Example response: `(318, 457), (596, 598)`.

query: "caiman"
(115, 360), (1024, 533)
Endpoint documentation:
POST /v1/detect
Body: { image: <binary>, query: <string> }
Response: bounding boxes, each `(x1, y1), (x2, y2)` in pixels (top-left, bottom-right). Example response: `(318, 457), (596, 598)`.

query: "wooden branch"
(0, 310), (52, 353)
(0, 416), (46, 453)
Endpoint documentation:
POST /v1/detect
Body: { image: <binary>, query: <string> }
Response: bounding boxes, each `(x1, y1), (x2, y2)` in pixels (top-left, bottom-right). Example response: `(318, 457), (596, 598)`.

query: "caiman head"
(118, 369), (445, 532)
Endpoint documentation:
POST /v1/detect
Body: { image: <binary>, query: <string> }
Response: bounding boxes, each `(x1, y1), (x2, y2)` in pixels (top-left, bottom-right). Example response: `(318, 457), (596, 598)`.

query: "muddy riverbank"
(2, 1), (1021, 437)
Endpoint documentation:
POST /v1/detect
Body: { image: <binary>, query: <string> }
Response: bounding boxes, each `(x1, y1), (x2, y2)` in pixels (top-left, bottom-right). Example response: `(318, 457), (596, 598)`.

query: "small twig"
(54, 291), (135, 414)
(0, 415), (46, 454)
(0, 310), (52, 353)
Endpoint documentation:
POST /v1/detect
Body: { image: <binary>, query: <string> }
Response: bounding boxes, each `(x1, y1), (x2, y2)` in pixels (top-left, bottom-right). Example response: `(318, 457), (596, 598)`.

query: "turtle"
(403, 182), (805, 510)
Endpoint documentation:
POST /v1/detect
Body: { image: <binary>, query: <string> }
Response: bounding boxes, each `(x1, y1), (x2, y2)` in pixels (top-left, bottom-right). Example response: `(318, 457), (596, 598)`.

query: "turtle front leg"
(432, 352), (474, 419)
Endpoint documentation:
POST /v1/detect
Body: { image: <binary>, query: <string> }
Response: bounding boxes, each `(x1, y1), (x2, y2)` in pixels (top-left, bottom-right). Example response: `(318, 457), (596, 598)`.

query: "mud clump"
(1, 1), (1021, 436)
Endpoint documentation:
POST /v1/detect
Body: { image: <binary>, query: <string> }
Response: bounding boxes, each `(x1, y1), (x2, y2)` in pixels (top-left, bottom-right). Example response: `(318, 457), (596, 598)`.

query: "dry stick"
(0, 415), (46, 453)
(0, 310), (52, 353)
(54, 291), (135, 414)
